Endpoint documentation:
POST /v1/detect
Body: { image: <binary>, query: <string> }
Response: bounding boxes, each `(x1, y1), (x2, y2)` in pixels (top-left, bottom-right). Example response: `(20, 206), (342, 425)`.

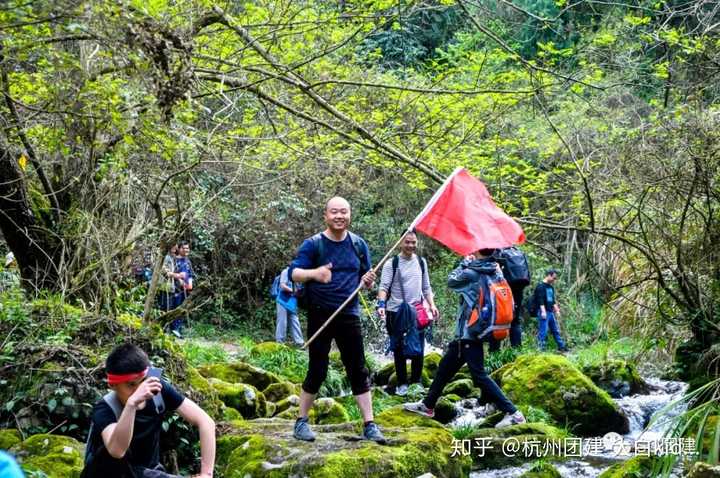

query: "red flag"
(410, 168), (525, 255)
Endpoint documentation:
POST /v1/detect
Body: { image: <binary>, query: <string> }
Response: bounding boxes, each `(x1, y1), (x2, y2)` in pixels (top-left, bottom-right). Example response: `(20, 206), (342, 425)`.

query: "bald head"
(325, 196), (351, 212)
(324, 196), (352, 234)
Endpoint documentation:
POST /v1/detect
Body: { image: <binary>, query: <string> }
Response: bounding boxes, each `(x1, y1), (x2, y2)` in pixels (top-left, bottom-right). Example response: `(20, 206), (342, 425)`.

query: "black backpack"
(497, 247), (530, 288)
(296, 232), (367, 309)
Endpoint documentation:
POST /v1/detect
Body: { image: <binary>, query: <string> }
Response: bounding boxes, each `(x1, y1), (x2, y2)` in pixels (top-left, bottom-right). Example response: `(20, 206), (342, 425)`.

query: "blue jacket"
(448, 258), (498, 341)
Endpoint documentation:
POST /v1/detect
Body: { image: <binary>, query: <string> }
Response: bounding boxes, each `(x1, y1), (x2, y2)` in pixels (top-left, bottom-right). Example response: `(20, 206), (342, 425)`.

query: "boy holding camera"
(81, 343), (215, 478)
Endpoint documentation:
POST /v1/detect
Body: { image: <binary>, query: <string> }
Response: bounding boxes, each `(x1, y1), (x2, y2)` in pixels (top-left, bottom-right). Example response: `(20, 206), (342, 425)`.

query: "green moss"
(582, 360), (648, 397)
(444, 378), (475, 397)
(520, 462), (562, 478)
(314, 397), (351, 424)
(443, 394), (463, 403)
(198, 361), (281, 390)
(374, 405), (444, 429)
(0, 429), (22, 450)
(13, 434), (83, 478)
(423, 352), (442, 379)
(434, 397), (460, 424)
(598, 455), (660, 477)
(221, 406), (243, 421)
(263, 381), (299, 403)
(492, 354), (628, 436)
(274, 394), (300, 415)
(208, 378), (267, 419)
(374, 362), (396, 386)
(218, 417), (470, 478)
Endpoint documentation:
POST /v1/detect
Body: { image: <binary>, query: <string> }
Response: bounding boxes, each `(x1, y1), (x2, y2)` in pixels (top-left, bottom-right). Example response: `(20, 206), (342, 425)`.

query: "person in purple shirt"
(288, 196), (385, 444)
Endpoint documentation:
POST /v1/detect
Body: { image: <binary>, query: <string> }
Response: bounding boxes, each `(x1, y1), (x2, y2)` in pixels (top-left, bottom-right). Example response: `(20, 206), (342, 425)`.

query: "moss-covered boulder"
(374, 406), (444, 429)
(443, 394), (463, 403)
(262, 381), (299, 403)
(444, 379), (475, 398)
(276, 398), (350, 425)
(686, 462), (720, 478)
(374, 362), (396, 387)
(492, 354), (629, 436)
(434, 397), (460, 424)
(274, 394), (300, 416)
(199, 361), (281, 391)
(423, 352), (443, 378)
(468, 422), (567, 469)
(11, 434), (83, 478)
(0, 429), (22, 450)
(520, 462), (562, 478)
(216, 418), (471, 478)
(314, 398), (350, 424)
(208, 378), (267, 419)
(388, 369), (431, 389)
(597, 455), (660, 477)
(582, 360), (649, 398)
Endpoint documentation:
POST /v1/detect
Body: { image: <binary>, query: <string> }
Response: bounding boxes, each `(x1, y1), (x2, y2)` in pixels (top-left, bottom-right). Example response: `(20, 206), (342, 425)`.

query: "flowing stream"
(461, 377), (689, 478)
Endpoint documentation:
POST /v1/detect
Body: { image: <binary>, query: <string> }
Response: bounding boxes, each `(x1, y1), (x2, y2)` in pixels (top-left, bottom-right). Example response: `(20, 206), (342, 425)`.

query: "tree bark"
(0, 143), (61, 290)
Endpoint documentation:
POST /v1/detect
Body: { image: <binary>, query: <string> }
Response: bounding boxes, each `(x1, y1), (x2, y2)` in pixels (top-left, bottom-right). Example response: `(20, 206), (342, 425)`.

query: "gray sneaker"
(363, 422), (386, 444)
(495, 410), (526, 429)
(293, 417), (316, 441)
(403, 401), (435, 418)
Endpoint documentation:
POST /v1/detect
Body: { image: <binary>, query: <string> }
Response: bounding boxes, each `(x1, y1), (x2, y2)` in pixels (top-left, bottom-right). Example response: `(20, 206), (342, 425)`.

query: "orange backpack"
(466, 272), (514, 341)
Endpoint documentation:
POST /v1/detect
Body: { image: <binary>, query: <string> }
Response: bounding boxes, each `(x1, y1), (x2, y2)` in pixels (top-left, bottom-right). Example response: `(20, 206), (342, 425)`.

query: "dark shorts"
(302, 305), (371, 395)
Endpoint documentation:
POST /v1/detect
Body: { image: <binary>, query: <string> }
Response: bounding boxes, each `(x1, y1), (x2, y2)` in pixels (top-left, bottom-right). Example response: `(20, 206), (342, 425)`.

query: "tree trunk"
(0, 144), (61, 291)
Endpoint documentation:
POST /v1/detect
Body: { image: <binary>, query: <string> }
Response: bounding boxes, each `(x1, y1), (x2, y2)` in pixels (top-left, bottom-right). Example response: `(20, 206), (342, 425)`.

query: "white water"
(465, 377), (688, 478)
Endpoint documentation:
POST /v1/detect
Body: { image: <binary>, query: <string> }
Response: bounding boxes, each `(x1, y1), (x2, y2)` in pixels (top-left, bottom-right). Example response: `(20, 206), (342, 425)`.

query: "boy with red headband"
(81, 344), (215, 478)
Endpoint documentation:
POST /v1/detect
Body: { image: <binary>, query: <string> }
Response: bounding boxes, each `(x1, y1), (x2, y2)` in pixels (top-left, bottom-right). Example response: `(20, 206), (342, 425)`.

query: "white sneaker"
(495, 410), (526, 428)
(403, 401), (435, 418)
(396, 384), (409, 396)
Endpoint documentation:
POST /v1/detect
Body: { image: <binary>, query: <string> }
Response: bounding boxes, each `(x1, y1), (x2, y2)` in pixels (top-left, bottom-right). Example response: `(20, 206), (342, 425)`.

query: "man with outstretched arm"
(289, 196), (385, 443)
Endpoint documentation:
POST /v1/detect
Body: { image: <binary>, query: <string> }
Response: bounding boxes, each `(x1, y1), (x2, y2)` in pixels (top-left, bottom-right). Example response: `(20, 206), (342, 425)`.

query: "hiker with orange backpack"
(403, 248), (525, 428)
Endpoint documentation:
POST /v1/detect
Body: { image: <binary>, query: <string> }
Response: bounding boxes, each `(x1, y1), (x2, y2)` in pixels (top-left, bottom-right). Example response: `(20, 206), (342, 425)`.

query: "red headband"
(107, 367), (149, 385)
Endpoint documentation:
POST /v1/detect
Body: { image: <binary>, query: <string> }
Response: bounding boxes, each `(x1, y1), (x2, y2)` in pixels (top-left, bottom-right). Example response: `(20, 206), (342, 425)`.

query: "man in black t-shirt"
(533, 269), (568, 352)
(81, 344), (216, 478)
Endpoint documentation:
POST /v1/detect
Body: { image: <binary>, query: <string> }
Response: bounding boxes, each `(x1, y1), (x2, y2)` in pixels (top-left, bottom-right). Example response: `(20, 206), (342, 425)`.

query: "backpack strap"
(103, 392), (123, 420)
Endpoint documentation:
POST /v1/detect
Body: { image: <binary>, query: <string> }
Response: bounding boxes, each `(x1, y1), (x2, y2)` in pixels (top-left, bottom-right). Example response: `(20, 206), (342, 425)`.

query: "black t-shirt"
(87, 379), (185, 469)
(533, 282), (556, 309)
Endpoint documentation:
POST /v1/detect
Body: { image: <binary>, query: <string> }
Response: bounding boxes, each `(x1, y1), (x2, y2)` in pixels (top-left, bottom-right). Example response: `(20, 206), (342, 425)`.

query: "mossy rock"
(185, 365), (224, 419)
(443, 394), (463, 403)
(597, 455), (660, 477)
(274, 394), (300, 416)
(686, 461), (720, 478)
(520, 462), (562, 478)
(582, 360), (649, 398)
(492, 354), (629, 436)
(217, 418), (471, 478)
(275, 398), (349, 424)
(314, 397), (350, 424)
(374, 362), (396, 387)
(388, 369), (431, 389)
(199, 361), (281, 391)
(374, 405), (444, 429)
(221, 406), (243, 421)
(263, 381), (299, 403)
(444, 379), (475, 398)
(468, 422), (567, 469)
(434, 397), (460, 424)
(11, 434), (83, 478)
(208, 378), (267, 419)
(0, 429), (22, 450)
(423, 352), (443, 378)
